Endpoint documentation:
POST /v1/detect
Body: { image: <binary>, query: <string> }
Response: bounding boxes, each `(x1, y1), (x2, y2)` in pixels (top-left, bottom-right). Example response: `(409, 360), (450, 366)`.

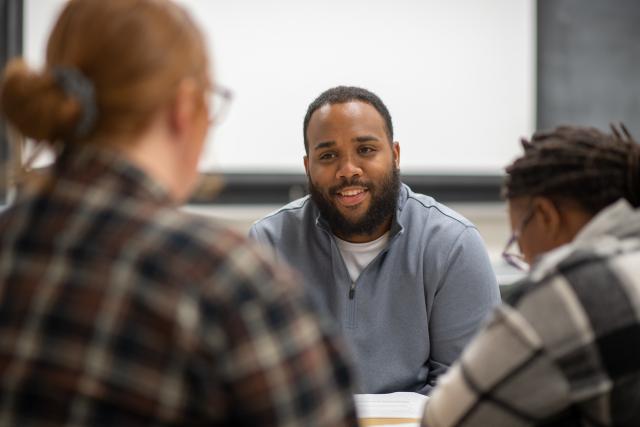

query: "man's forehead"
(308, 101), (387, 135)
(314, 100), (380, 119)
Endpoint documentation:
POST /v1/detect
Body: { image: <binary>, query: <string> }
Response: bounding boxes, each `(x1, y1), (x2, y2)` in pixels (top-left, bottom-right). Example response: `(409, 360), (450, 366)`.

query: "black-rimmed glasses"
(501, 208), (535, 271)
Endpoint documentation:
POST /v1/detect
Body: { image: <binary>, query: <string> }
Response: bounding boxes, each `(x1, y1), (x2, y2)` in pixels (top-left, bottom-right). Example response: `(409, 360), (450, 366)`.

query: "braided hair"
(503, 124), (640, 213)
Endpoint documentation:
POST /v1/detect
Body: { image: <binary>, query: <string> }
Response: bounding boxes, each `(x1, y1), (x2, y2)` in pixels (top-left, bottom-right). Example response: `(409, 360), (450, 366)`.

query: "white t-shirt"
(334, 232), (390, 282)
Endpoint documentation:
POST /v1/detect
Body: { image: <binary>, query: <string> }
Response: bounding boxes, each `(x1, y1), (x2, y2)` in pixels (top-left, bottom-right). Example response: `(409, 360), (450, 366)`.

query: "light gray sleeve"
(247, 222), (262, 242)
(248, 222), (280, 260)
(426, 226), (500, 388)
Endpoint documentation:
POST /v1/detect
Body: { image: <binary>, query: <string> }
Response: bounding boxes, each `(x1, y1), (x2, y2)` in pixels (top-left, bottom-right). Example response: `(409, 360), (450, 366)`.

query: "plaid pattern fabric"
(423, 200), (640, 426)
(0, 146), (358, 426)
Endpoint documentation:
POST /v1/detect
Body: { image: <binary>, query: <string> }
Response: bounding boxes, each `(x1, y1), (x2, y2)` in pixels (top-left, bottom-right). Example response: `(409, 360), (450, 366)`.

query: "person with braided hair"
(422, 125), (640, 426)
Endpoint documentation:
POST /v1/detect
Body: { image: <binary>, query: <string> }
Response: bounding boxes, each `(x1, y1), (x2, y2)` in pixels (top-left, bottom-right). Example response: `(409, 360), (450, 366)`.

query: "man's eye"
(359, 146), (375, 154)
(319, 153), (336, 160)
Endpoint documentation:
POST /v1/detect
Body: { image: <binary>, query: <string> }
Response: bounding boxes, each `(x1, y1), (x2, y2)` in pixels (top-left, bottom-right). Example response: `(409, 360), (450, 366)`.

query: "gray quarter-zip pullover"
(249, 183), (500, 394)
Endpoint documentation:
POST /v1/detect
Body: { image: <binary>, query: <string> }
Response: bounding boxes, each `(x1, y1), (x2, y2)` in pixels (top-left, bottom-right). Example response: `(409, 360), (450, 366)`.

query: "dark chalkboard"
(537, 0), (640, 137)
(0, 0), (23, 202)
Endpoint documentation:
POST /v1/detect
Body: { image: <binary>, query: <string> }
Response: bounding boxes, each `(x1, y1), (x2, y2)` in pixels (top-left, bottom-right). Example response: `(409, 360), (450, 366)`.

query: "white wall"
(24, 0), (535, 175)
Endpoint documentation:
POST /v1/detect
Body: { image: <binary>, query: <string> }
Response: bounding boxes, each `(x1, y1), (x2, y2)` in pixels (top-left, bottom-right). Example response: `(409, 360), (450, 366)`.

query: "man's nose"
(336, 154), (363, 180)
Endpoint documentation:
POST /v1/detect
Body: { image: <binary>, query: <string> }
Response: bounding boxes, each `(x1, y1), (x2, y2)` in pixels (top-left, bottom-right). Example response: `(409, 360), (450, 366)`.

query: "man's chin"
(339, 216), (367, 230)
(333, 201), (368, 219)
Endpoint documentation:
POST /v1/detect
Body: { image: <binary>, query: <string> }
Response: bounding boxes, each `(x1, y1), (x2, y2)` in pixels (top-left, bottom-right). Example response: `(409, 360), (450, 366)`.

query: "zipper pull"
(349, 282), (356, 299)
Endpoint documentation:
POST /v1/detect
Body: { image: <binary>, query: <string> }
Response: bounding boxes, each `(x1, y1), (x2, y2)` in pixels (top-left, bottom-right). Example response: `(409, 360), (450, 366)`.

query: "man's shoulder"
(251, 195), (314, 231)
(400, 184), (475, 229)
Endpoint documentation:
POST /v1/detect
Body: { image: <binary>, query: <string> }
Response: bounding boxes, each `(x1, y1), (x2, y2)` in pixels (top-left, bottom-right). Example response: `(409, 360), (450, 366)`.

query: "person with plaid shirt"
(423, 125), (640, 426)
(0, 0), (358, 425)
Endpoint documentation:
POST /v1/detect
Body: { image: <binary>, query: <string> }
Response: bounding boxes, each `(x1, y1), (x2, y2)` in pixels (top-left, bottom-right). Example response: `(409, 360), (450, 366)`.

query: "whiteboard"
(24, 0), (534, 174)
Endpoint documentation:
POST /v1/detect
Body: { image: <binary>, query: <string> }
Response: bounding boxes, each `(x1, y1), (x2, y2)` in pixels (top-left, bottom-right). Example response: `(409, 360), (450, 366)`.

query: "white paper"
(372, 424), (419, 427)
(354, 392), (429, 419)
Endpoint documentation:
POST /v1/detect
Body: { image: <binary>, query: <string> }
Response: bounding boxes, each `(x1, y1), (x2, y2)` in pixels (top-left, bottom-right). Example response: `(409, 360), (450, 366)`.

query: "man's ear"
(303, 155), (309, 177)
(392, 141), (400, 169)
(532, 196), (562, 239)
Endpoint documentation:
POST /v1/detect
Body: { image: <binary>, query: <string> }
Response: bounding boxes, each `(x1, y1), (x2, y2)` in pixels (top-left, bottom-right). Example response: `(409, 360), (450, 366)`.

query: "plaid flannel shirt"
(423, 199), (640, 426)
(0, 145), (358, 426)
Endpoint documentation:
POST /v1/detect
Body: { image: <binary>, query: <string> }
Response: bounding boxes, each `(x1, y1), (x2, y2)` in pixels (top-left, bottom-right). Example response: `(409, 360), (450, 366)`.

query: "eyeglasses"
(501, 208), (535, 271)
(208, 84), (233, 126)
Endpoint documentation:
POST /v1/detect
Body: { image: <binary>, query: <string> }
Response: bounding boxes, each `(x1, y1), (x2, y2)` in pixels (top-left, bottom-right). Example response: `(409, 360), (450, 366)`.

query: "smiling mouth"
(334, 187), (368, 206)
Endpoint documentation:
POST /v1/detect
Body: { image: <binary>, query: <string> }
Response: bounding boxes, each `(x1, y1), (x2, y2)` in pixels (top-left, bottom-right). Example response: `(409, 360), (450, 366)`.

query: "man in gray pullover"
(249, 86), (500, 394)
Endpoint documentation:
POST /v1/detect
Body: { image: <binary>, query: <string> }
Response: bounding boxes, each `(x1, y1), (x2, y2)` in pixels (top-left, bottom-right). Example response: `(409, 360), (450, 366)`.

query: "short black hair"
(503, 124), (640, 213)
(302, 86), (393, 154)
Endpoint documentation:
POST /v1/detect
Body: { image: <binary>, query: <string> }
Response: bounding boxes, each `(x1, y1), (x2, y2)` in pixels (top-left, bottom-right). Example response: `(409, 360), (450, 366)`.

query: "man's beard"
(308, 166), (400, 240)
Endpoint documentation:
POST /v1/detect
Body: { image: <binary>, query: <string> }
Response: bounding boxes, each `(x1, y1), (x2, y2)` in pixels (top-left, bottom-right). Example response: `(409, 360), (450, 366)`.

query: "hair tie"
(51, 66), (97, 139)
